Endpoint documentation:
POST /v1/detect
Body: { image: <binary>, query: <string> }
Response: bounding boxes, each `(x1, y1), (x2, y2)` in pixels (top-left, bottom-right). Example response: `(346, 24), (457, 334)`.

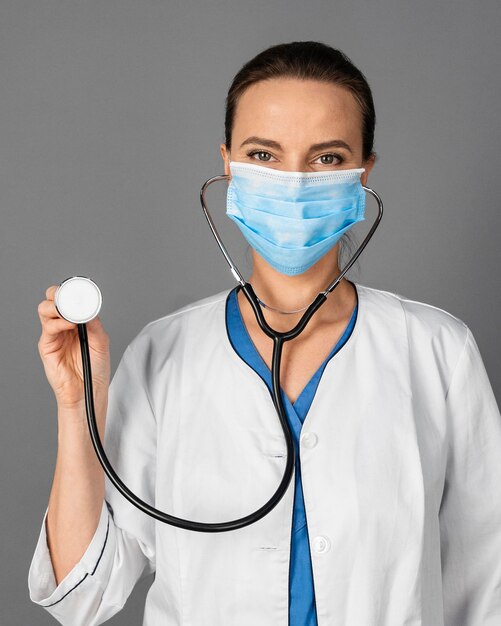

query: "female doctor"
(29, 41), (501, 626)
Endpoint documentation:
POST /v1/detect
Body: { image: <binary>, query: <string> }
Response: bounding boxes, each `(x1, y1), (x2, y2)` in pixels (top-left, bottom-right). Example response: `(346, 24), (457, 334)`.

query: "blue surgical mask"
(225, 160), (366, 276)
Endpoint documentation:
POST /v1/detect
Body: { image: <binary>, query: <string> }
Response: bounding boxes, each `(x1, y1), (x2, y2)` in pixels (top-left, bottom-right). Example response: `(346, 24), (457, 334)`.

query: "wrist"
(57, 398), (108, 441)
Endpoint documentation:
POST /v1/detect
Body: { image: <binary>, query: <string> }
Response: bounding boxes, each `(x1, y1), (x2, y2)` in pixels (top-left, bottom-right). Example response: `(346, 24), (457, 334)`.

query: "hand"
(37, 284), (111, 411)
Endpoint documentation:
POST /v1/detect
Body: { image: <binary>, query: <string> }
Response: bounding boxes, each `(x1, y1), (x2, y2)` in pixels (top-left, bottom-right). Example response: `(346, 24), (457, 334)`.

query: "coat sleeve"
(439, 325), (501, 625)
(28, 342), (157, 626)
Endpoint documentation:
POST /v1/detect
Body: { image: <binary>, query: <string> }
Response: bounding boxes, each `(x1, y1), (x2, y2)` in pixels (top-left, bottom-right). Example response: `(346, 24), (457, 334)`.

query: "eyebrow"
(239, 136), (353, 154)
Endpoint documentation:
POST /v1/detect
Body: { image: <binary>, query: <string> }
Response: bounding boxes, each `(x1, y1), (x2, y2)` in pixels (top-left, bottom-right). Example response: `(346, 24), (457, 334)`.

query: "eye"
(246, 150), (276, 162)
(314, 153), (344, 166)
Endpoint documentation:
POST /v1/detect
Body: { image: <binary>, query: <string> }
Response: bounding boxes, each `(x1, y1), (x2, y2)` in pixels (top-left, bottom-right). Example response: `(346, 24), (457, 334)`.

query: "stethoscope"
(54, 172), (383, 533)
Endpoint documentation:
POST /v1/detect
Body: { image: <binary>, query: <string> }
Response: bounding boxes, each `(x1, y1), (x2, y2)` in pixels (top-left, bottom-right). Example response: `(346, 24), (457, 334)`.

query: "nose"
(277, 156), (315, 173)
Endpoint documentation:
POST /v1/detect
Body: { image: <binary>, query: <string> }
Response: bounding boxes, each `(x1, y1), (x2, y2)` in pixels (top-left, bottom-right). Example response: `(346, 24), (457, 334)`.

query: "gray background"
(1, 0), (499, 623)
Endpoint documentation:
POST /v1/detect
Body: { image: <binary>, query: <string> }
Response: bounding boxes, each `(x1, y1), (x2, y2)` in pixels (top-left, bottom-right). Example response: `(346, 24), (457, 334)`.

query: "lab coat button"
(313, 535), (330, 553)
(301, 432), (318, 449)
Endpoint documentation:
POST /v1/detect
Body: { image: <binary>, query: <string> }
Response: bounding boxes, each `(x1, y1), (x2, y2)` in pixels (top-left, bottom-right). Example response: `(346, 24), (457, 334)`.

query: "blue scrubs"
(225, 287), (358, 626)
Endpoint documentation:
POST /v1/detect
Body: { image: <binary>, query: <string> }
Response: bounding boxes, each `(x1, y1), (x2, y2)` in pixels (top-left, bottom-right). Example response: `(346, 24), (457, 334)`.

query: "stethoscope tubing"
(77, 172), (383, 532)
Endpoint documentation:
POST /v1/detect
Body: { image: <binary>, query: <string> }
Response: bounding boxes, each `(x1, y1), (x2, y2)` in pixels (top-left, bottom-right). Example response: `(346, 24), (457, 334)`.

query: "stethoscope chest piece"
(55, 276), (102, 324)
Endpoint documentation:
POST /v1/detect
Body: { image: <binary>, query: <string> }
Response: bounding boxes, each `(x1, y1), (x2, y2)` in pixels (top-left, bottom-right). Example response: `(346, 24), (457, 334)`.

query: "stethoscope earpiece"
(55, 276), (102, 324)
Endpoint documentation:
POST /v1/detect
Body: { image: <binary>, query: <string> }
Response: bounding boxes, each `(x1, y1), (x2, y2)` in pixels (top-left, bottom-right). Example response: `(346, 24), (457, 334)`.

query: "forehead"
(233, 78), (362, 143)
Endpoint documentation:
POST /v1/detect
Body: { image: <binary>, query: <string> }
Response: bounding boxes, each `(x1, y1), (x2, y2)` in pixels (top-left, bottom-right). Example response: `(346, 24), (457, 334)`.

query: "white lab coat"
(28, 282), (501, 625)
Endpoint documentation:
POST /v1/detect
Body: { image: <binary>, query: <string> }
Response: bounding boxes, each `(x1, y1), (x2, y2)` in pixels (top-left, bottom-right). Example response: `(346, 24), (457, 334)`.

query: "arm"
(439, 326), (501, 625)
(45, 398), (108, 587)
(28, 344), (157, 626)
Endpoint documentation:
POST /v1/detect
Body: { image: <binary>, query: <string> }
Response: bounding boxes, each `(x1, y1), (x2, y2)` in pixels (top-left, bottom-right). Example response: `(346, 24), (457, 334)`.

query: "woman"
(29, 41), (501, 626)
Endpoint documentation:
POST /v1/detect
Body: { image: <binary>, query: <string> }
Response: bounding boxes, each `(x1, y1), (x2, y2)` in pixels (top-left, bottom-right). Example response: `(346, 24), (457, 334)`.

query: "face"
(220, 77), (375, 185)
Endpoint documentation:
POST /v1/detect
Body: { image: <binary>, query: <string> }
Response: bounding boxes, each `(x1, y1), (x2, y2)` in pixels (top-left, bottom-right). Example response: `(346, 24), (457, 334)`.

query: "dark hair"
(224, 40), (376, 162)
(223, 41), (377, 273)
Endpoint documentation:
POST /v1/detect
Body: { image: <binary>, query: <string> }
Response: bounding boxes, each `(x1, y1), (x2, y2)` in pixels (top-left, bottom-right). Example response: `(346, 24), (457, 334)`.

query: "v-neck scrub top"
(226, 287), (358, 626)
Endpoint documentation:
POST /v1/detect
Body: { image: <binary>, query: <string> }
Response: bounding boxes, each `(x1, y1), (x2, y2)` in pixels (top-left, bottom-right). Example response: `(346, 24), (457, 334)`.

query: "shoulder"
(127, 288), (232, 355)
(355, 282), (469, 359)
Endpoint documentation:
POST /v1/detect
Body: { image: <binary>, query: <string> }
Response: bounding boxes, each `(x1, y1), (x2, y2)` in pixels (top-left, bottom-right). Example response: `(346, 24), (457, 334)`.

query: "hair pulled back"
(224, 40), (376, 162)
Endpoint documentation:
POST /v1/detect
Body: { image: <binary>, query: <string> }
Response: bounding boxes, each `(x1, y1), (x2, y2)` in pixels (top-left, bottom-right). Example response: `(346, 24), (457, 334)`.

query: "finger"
(86, 316), (109, 339)
(40, 316), (77, 340)
(45, 285), (59, 300)
(38, 299), (60, 320)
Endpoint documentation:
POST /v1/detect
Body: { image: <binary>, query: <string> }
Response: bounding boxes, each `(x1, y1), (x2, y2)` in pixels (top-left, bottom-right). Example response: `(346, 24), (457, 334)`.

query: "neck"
(239, 247), (357, 331)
